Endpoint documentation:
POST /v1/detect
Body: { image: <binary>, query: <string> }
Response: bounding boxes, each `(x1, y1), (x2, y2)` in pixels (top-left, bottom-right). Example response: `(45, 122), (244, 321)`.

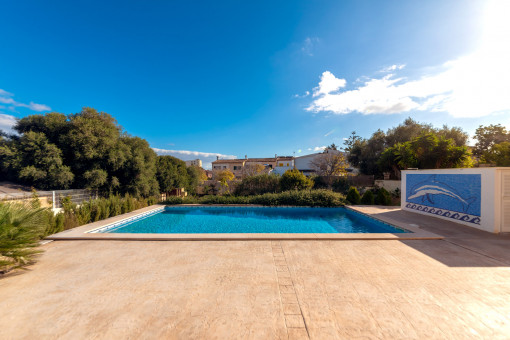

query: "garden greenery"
(165, 189), (346, 207)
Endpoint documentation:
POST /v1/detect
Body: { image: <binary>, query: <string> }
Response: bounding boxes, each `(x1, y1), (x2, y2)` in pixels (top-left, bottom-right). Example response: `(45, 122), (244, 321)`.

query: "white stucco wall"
(401, 168), (509, 233)
(374, 180), (401, 192)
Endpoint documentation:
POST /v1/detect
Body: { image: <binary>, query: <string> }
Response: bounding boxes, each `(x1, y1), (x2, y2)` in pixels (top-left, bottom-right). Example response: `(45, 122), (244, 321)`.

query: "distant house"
(212, 159), (246, 178)
(212, 155), (295, 179)
(294, 150), (357, 176)
(185, 159), (202, 168)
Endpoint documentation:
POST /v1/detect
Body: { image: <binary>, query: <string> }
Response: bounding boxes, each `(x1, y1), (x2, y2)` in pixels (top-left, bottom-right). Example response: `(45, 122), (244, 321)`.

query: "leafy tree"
(243, 163), (266, 177)
(186, 165), (205, 195)
(310, 151), (348, 188)
(156, 156), (189, 194)
(3, 108), (160, 196)
(118, 136), (159, 197)
(385, 117), (434, 146)
(473, 124), (509, 157)
(436, 125), (469, 146)
(349, 117), (469, 177)
(215, 169), (235, 193)
(379, 133), (471, 177)
(482, 141), (510, 166)
(15, 112), (69, 145)
(348, 129), (386, 176)
(83, 169), (108, 190)
(324, 143), (339, 151)
(0, 131), (74, 189)
(343, 131), (362, 152)
(280, 169), (313, 191)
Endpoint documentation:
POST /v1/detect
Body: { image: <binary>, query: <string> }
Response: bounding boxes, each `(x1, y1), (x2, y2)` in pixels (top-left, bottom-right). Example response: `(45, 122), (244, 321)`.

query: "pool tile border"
(45, 204), (443, 241)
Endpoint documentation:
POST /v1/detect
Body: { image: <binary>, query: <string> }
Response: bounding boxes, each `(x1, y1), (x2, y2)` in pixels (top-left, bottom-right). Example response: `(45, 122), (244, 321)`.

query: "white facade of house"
(185, 159), (202, 167)
(401, 168), (510, 233)
(294, 150), (356, 175)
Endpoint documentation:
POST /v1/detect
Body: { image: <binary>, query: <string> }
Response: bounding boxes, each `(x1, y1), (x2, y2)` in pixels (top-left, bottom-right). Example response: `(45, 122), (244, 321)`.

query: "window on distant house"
(233, 166), (241, 170)
(223, 166), (226, 169)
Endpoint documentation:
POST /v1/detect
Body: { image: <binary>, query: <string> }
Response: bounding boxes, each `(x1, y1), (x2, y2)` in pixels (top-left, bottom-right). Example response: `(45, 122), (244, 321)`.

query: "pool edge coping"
(45, 204), (443, 241)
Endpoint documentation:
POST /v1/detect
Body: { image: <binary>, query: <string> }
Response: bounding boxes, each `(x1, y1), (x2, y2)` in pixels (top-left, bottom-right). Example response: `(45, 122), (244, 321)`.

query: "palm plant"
(0, 202), (45, 273)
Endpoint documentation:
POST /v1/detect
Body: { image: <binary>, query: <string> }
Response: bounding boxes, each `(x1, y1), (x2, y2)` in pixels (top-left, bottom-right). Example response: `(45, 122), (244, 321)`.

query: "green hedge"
(164, 189), (346, 207)
(42, 194), (160, 237)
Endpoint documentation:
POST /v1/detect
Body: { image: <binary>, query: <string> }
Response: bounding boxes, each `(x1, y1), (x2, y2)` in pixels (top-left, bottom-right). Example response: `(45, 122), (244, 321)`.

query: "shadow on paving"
(369, 208), (510, 268)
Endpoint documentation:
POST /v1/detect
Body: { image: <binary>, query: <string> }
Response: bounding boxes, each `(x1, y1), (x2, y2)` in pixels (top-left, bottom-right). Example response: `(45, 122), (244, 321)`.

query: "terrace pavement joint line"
(271, 241), (310, 340)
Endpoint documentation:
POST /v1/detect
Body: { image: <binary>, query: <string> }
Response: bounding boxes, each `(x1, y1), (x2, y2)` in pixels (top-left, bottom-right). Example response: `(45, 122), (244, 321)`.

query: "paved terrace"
(1, 207), (509, 339)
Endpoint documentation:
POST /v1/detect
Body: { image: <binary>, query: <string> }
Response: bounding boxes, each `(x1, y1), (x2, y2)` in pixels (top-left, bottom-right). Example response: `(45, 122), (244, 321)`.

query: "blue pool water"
(100, 207), (408, 234)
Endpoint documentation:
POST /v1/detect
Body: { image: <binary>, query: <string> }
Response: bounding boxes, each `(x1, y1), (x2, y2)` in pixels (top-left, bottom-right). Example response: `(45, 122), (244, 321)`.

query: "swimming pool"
(93, 206), (409, 234)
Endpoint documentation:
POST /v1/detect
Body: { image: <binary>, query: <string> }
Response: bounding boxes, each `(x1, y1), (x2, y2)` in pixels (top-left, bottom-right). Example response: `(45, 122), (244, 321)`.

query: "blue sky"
(1, 0), (509, 168)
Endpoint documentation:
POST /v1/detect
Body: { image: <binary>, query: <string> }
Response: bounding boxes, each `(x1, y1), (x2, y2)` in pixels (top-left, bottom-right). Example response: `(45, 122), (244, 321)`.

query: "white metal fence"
(0, 189), (98, 209)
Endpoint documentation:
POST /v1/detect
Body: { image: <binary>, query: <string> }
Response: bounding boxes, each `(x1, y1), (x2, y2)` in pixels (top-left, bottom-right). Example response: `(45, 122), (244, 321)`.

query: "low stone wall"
(374, 180), (401, 192)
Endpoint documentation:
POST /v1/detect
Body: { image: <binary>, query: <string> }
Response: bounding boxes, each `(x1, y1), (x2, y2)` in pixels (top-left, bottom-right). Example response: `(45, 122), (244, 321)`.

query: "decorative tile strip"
(405, 203), (481, 225)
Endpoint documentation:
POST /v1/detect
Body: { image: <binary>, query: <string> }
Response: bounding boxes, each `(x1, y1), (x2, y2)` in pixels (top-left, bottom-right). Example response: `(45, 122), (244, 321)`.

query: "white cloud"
(380, 64), (406, 72)
(293, 91), (310, 98)
(312, 71), (346, 97)
(313, 146), (326, 152)
(301, 37), (319, 56)
(0, 89), (13, 97)
(0, 113), (17, 134)
(0, 89), (51, 112)
(324, 129), (335, 137)
(307, 1), (510, 118)
(152, 148), (237, 169)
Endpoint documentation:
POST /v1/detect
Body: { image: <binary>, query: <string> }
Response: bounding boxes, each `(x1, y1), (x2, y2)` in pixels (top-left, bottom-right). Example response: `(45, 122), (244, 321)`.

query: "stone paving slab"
(1, 236), (509, 339)
(2, 206), (510, 339)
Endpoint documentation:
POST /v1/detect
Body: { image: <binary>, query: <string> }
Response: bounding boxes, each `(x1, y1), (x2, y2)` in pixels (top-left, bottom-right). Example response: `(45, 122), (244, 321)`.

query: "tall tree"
(3, 108), (161, 196)
(0, 131), (74, 189)
(481, 141), (510, 166)
(473, 124), (509, 157)
(310, 151), (348, 188)
(156, 156), (188, 195)
(379, 133), (472, 177)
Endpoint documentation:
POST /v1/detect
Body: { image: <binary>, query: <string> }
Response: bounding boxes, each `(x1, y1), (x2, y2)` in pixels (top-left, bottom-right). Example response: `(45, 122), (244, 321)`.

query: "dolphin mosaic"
(408, 175), (477, 213)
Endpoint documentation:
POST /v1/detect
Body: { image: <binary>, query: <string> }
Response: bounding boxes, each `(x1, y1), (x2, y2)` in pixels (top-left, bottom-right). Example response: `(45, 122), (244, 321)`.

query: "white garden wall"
(401, 168), (510, 233)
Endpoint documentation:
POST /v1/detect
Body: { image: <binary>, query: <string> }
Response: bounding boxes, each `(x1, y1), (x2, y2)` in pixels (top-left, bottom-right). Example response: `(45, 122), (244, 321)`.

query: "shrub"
(0, 202), (45, 272)
(280, 169), (313, 191)
(164, 189), (346, 207)
(311, 176), (328, 189)
(346, 187), (361, 205)
(360, 190), (375, 205)
(332, 177), (350, 194)
(375, 188), (392, 206)
(234, 174), (280, 196)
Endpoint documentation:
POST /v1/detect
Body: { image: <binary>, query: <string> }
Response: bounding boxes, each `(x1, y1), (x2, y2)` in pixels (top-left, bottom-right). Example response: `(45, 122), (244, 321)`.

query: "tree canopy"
(346, 117), (471, 177)
(0, 108), (160, 196)
(280, 169), (313, 191)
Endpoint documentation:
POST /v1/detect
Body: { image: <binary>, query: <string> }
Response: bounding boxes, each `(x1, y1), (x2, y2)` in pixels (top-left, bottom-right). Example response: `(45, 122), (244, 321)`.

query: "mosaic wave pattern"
(98, 206), (408, 234)
(405, 203), (481, 225)
(406, 173), (481, 224)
